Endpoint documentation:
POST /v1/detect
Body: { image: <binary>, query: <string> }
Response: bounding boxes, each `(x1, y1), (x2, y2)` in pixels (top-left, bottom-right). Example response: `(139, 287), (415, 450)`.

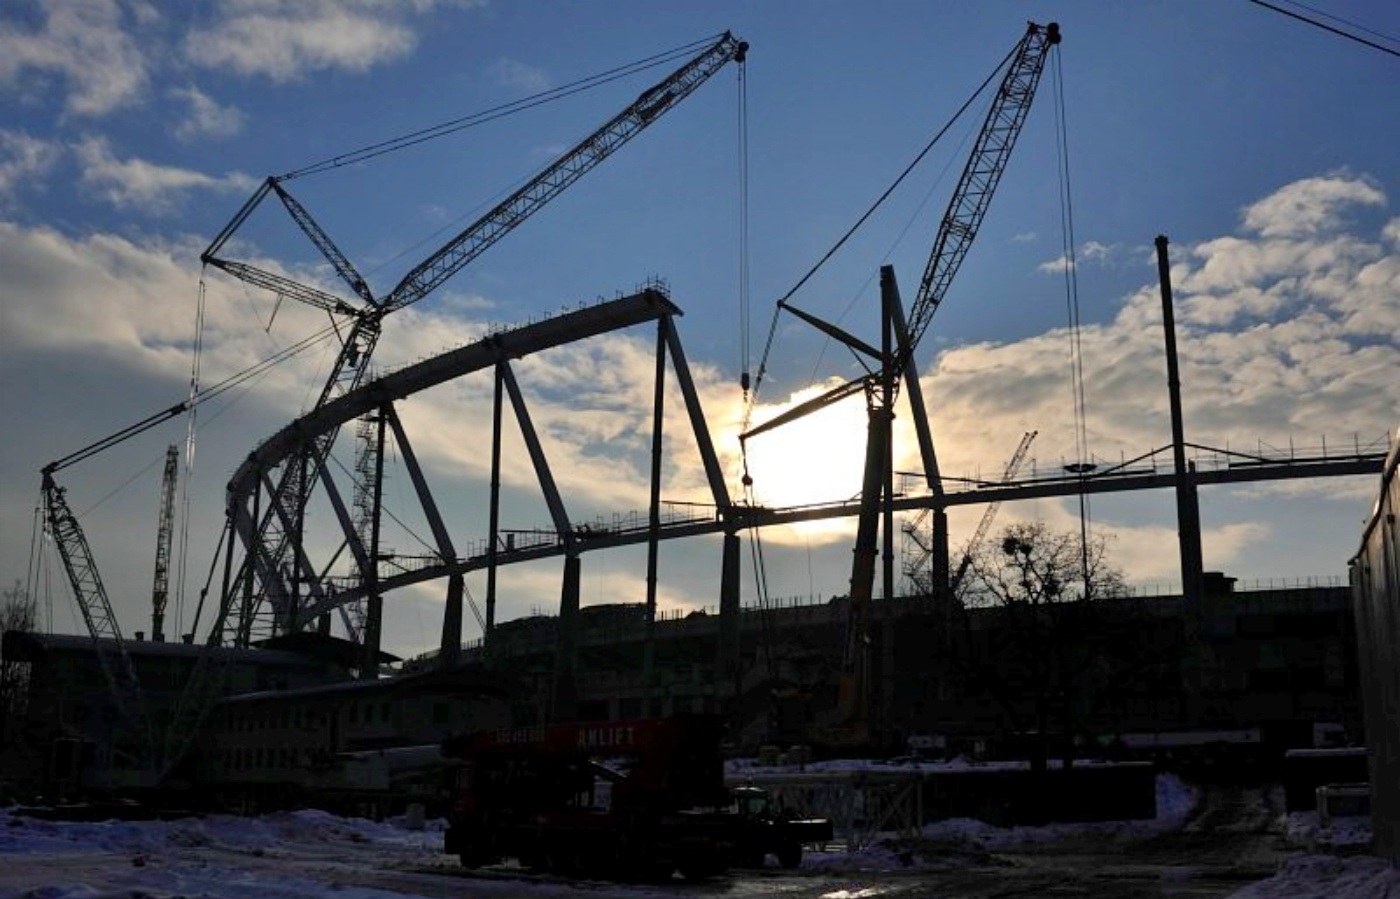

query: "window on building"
(432, 702), (448, 724)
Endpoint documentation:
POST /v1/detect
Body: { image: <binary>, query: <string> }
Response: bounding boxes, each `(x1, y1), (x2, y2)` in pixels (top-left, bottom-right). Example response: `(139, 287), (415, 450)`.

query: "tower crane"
(743, 22), (1059, 747)
(151, 444), (179, 642)
(202, 31), (749, 647)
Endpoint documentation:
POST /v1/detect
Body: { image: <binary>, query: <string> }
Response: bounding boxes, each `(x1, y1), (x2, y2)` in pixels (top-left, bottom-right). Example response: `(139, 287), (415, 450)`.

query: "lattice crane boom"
(385, 32), (747, 313)
(151, 444), (179, 642)
(949, 430), (1037, 594)
(41, 470), (156, 767)
(900, 22), (1059, 371)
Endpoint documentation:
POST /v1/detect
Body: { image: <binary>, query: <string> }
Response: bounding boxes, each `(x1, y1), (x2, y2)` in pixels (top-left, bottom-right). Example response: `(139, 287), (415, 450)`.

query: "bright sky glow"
(0, 0), (1397, 658)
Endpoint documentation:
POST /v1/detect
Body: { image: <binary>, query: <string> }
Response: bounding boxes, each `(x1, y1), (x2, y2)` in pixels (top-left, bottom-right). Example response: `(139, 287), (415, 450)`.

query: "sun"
(739, 382), (871, 513)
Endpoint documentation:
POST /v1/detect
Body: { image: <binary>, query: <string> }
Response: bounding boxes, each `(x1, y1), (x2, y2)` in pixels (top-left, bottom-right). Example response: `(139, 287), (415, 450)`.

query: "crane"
(203, 31), (749, 646)
(151, 445), (179, 642)
(40, 469), (157, 771)
(948, 431), (1037, 596)
(904, 431), (1037, 595)
(744, 22), (1059, 747)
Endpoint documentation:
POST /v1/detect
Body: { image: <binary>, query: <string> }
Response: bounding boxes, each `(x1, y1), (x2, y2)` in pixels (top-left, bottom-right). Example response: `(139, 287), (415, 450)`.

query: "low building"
(0, 631), (353, 794)
(1350, 431), (1399, 865)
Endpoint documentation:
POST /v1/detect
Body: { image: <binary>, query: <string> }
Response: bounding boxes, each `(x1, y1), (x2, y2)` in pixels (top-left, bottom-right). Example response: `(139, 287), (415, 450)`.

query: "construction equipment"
(744, 22), (1059, 748)
(204, 31), (749, 648)
(441, 715), (742, 880)
(949, 430), (1037, 596)
(150, 445), (179, 643)
(905, 430), (1037, 595)
(728, 785), (833, 869)
(40, 469), (156, 775)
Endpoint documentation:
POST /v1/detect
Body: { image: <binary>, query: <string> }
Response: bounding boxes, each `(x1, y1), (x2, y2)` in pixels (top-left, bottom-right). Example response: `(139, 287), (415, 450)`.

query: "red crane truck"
(441, 715), (740, 880)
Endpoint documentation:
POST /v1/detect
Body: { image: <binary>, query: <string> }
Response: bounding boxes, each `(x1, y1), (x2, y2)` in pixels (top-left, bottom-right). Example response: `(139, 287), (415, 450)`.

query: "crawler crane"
(744, 22), (1060, 748)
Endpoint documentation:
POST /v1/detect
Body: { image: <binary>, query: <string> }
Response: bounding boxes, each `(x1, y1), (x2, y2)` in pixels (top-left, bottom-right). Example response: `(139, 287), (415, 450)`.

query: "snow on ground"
(3, 782), (1396, 899)
(1285, 810), (1375, 850)
(1225, 854), (1400, 899)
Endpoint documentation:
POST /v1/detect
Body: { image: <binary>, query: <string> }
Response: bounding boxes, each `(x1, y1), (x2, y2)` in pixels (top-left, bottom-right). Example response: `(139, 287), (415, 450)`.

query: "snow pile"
(1226, 854), (1400, 899)
(913, 772), (1198, 851)
(798, 773), (1199, 875)
(1284, 810), (1373, 850)
(1, 807), (444, 857)
(0, 813), (169, 855)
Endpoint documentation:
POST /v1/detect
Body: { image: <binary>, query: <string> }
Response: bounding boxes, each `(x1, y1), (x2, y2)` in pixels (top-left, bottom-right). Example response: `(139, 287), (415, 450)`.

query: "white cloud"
(0, 129), (62, 199)
(170, 85), (246, 141)
(912, 172), (1398, 576)
(1081, 240), (1112, 261)
(489, 58), (550, 94)
(185, 0), (483, 81)
(1384, 217), (1400, 248)
(1011, 232), (1037, 243)
(74, 136), (258, 212)
(1241, 172), (1385, 239)
(1037, 240), (1117, 273)
(0, 0), (150, 116)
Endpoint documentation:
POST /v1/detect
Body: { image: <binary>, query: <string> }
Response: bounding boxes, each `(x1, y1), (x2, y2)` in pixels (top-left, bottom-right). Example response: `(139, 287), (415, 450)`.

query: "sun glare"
(741, 383), (870, 511)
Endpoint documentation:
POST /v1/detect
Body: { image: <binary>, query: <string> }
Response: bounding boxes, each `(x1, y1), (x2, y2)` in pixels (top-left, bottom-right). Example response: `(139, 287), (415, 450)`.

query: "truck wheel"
(735, 849), (765, 868)
(545, 842), (579, 876)
(678, 858), (721, 880)
(776, 841), (802, 869)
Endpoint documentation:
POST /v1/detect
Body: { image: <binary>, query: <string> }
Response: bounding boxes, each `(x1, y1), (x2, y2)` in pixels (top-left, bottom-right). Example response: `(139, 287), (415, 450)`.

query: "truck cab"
(728, 784), (834, 868)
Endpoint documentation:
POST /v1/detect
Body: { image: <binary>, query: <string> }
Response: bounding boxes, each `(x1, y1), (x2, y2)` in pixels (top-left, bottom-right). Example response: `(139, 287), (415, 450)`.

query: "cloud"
(184, 0), (482, 81)
(1383, 217), (1400, 248)
(0, 129), (62, 200)
(914, 171), (1399, 565)
(489, 58), (550, 94)
(74, 136), (258, 212)
(170, 85), (246, 141)
(1011, 232), (1037, 243)
(1037, 240), (1118, 273)
(1241, 173), (1385, 239)
(0, 0), (150, 115)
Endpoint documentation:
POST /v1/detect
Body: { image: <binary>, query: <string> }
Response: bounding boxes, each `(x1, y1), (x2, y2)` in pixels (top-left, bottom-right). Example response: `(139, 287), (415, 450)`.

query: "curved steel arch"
(228, 289), (679, 500)
(218, 286), (743, 650)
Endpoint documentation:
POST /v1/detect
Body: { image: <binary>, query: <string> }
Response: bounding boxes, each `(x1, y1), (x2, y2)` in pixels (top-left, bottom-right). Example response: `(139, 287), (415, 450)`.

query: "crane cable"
(739, 36), (1023, 438)
(279, 34), (728, 181)
(173, 277), (206, 639)
(737, 42), (751, 399)
(1051, 50), (1095, 587)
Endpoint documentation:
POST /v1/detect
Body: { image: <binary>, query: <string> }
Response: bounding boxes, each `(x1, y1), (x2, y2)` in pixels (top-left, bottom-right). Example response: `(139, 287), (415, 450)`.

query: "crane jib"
(902, 21), (1059, 370)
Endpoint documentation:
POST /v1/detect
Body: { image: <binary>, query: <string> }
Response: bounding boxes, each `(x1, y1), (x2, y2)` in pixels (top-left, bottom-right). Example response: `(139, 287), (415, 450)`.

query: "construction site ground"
(2, 783), (1391, 899)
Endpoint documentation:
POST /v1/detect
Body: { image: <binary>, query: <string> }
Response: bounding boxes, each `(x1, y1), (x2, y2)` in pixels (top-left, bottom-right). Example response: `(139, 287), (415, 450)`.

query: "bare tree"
(0, 580), (36, 754)
(954, 522), (1131, 814)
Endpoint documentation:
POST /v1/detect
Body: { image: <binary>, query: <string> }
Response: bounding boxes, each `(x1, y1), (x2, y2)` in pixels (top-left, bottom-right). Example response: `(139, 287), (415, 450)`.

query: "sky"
(0, 0), (1397, 660)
